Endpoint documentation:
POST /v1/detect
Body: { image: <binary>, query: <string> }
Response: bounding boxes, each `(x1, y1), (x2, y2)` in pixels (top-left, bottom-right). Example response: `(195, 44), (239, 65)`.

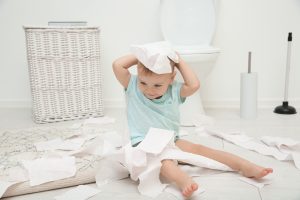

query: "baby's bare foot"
(182, 182), (198, 198)
(241, 163), (273, 179)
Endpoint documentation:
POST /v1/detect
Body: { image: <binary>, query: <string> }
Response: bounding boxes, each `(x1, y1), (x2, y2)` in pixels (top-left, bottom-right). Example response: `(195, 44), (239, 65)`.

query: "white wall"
(0, 0), (300, 109)
(203, 0), (300, 108)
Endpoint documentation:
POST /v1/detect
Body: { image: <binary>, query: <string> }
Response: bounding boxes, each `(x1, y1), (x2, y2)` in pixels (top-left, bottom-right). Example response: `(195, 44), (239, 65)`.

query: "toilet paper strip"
(260, 136), (300, 169)
(206, 129), (300, 169)
(97, 127), (233, 198)
(238, 177), (272, 189)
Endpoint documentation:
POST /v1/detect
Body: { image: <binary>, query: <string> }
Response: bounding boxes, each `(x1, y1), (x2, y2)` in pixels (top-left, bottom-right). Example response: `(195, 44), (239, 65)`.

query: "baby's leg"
(161, 159), (198, 198)
(176, 139), (273, 179)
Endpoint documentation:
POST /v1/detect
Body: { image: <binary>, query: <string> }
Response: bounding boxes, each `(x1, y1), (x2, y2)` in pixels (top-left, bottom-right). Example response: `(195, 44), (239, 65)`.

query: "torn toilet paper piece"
(138, 127), (174, 154)
(34, 131), (101, 152)
(238, 177), (272, 189)
(96, 159), (129, 187)
(131, 41), (179, 74)
(54, 185), (101, 200)
(206, 129), (300, 170)
(99, 127), (233, 198)
(206, 129), (291, 161)
(261, 136), (300, 150)
(292, 153), (300, 169)
(70, 131), (122, 157)
(41, 129), (122, 157)
(160, 148), (233, 171)
(22, 156), (76, 186)
(260, 136), (300, 169)
(34, 138), (63, 151)
(34, 138), (86, 151)
(137, 158), (167, 198)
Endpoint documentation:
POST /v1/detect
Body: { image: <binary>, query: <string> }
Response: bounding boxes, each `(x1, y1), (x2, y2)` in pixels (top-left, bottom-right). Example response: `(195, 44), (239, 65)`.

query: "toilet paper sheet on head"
(130, 41), (179, 74)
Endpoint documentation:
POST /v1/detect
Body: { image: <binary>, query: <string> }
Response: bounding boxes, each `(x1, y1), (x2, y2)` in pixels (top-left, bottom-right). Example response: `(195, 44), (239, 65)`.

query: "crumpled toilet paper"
(96, 127), (233, 198)
(130, 41), (179, 74)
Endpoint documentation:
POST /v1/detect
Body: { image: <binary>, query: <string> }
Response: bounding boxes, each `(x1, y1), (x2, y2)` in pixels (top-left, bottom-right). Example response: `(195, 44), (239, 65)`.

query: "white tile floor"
(1, 107), (300, 200)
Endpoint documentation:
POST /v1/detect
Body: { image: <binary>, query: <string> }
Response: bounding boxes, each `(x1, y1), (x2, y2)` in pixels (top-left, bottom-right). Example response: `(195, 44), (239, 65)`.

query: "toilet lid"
(160, 0), (216, 46)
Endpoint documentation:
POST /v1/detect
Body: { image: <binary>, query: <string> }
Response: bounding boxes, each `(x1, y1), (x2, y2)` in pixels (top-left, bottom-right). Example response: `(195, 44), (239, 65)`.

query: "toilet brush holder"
(240, 72), (257, 119)
(240, 52), (257, 119)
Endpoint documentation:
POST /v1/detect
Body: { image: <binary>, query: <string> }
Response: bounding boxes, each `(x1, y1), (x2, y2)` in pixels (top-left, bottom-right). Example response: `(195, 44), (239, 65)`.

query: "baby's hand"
(175, 51), (181, 60)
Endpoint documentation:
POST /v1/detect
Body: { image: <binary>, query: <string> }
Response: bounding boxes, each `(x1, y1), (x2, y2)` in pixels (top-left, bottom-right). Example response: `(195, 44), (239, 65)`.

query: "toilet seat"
(174, 45), (220, 55)
(160, 0), (216, 47)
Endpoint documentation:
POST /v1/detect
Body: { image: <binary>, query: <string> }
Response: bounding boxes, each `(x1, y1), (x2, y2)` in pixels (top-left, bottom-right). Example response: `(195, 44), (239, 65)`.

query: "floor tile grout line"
(258, 188), (263, 200)
(223, 137), (262, 200)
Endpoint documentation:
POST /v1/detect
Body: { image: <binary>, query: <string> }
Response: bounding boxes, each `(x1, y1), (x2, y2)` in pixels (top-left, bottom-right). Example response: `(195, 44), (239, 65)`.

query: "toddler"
(112, 48), (273, 198)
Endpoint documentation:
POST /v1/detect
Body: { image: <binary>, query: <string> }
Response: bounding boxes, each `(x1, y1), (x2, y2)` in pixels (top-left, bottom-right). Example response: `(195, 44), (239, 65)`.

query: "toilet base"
(179, 91), (205, 126)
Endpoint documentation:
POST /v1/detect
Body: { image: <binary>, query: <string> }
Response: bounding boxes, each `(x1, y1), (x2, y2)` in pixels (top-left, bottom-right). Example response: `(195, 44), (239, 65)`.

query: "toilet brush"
(274, 32), (297, 114)
(240, 52), (257, 119)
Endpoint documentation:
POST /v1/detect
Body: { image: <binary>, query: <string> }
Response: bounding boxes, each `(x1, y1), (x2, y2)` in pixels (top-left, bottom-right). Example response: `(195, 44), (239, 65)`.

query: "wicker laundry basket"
(24, 26), (104, 123)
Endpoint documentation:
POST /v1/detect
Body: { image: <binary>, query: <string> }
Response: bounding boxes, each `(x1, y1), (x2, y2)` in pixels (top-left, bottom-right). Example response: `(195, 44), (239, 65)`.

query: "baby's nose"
(145, 86), (152, 91)
(145, 87), (155, 93)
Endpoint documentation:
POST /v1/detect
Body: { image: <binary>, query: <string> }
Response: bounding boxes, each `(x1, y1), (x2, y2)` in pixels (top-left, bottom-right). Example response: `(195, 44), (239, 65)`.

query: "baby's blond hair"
(137, 60), (176, 75)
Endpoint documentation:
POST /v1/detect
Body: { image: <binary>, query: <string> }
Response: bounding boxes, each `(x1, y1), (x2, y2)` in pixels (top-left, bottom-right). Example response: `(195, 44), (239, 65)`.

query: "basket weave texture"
(24, 26), (104, 123)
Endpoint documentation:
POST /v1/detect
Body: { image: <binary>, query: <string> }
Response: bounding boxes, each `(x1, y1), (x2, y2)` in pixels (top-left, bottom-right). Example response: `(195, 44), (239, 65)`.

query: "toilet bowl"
(160, 0), (220, 126)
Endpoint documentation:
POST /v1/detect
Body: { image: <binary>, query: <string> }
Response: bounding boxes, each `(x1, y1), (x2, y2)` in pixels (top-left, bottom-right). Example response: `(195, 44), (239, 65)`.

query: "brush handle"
(248, 52), (251, 73)
(284, 33), (292, 101)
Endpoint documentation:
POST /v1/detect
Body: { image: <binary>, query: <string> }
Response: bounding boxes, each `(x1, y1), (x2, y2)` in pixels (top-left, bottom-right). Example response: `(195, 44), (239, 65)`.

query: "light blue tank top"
(125, 75), (185, 146)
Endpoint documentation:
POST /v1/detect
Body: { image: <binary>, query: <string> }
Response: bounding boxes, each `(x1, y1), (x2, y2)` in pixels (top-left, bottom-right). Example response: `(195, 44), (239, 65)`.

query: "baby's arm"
(112, 54), (138, 88)
(176, 58), (200, 97)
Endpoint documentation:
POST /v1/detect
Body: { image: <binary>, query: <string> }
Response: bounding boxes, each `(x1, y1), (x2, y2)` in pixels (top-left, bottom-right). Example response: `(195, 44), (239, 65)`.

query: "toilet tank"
(160, 0), (217, 46)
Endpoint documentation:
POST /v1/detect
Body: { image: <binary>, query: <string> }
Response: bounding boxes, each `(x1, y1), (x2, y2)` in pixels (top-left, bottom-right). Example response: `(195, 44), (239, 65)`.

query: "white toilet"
(160, 0), (220, 126)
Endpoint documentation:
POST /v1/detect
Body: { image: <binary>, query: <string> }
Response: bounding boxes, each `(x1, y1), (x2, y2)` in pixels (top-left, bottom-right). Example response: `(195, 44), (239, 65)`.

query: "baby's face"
(137, 71), (174, 100)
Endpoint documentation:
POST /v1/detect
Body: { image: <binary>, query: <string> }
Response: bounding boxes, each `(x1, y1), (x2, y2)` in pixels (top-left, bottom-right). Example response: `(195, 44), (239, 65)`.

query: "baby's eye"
(140, 81), (146, 85)
(154, 84), (162, 88)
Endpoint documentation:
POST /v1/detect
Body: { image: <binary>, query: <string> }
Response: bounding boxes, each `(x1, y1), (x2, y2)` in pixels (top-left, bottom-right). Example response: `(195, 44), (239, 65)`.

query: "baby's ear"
(137, 62), (144, 73)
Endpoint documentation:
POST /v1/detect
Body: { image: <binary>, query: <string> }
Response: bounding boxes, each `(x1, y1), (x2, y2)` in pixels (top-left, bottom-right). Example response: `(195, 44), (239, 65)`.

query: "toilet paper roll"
(240, 72), (257, 119)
